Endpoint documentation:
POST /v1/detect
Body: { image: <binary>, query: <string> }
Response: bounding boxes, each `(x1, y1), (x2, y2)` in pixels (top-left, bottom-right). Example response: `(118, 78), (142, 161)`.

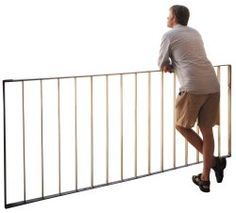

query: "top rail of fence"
(2, 64), (231, 83)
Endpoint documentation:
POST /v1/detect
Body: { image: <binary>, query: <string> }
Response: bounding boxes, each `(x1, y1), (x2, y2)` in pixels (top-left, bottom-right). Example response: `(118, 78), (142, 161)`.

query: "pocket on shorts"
(178, 91), (186, 96)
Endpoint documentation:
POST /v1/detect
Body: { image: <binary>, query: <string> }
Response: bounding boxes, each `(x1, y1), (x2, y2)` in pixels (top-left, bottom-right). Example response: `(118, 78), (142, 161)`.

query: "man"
(158, 5), (226, 192)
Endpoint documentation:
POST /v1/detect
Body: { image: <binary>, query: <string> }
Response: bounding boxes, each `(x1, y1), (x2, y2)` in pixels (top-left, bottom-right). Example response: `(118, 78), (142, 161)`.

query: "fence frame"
(2, 64), (232, 208)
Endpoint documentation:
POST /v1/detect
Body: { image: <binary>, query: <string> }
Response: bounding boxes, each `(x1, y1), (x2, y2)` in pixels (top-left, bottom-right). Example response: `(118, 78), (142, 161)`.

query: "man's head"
(167, 5), (190, 28)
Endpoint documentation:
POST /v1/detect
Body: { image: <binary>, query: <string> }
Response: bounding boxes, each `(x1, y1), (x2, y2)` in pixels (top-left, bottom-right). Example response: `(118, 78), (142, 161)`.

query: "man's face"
(167, 9), (176, 28)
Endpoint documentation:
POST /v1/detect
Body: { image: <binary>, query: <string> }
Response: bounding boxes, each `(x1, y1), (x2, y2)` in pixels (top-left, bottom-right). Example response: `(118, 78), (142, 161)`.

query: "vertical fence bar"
(160, 72), (164, 171)
(228, 65), (232, 156)
(148, 72), (151, 174)
(173, 73), (176, 168)
(22, 81), (26, 202)
(217, 66), (221, 157)
(40, 80), (44, 198)
(185, 139), (188, 165)
(90, 77), (94, 187)
(3, 81), (7, 207)
(106, 75), (109, 184)
(120, 74), (124, 181)
(196, 125), (200, 163)
(134, 73), (138, 177)
(74, 78), (78, 191)
(57, 79), (61, 194)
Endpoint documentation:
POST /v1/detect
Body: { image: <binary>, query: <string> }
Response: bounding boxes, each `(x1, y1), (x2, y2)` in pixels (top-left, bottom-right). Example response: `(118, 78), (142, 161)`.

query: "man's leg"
(199, 127), (215, 181)
(176, 125), (215, 181)
(176, 125), (203, 154)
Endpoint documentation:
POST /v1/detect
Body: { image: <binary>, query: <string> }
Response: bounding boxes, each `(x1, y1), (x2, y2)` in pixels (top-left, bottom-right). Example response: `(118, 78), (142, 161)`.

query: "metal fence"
(2, 64), (231, 208)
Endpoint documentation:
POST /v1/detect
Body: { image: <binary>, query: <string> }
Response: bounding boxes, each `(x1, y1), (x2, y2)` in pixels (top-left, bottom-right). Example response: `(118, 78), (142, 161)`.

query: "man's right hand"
(161, 65), (174, 73)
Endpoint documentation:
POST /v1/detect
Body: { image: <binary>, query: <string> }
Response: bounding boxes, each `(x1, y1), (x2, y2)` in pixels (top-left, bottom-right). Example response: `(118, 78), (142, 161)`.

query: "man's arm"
(158, 34), (173, 73)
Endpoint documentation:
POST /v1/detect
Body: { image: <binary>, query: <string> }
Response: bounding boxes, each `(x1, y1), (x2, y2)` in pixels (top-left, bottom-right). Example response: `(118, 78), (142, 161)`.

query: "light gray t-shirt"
(158, 24), (220, 94)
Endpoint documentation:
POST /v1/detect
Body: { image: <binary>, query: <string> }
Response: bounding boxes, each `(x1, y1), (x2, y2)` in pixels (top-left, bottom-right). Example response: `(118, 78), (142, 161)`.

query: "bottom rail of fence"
(5, 154), (230, 209)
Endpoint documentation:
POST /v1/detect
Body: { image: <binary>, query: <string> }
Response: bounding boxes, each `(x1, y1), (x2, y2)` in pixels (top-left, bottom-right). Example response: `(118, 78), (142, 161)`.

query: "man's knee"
(175, 125), (182, 132)
(175, 124), (191, 133)
(176, 124), (189, 133)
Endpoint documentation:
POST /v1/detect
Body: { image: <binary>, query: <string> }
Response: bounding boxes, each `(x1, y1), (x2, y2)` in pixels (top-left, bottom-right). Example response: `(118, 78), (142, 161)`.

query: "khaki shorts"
(175, 91), (220, 128)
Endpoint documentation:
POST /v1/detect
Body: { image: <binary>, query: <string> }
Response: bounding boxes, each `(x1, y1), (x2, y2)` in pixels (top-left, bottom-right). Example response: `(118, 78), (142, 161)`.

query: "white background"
(0, 0), (235, 212)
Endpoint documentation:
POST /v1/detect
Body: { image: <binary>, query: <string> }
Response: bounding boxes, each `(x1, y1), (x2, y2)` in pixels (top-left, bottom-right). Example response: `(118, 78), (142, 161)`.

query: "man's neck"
(172, 23), (178, 28)
(173, 23), (184, 28)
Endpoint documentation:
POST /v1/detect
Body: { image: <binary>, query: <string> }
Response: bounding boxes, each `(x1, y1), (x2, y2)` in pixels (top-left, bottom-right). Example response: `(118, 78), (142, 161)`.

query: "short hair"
(170, 5), (190, 26)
